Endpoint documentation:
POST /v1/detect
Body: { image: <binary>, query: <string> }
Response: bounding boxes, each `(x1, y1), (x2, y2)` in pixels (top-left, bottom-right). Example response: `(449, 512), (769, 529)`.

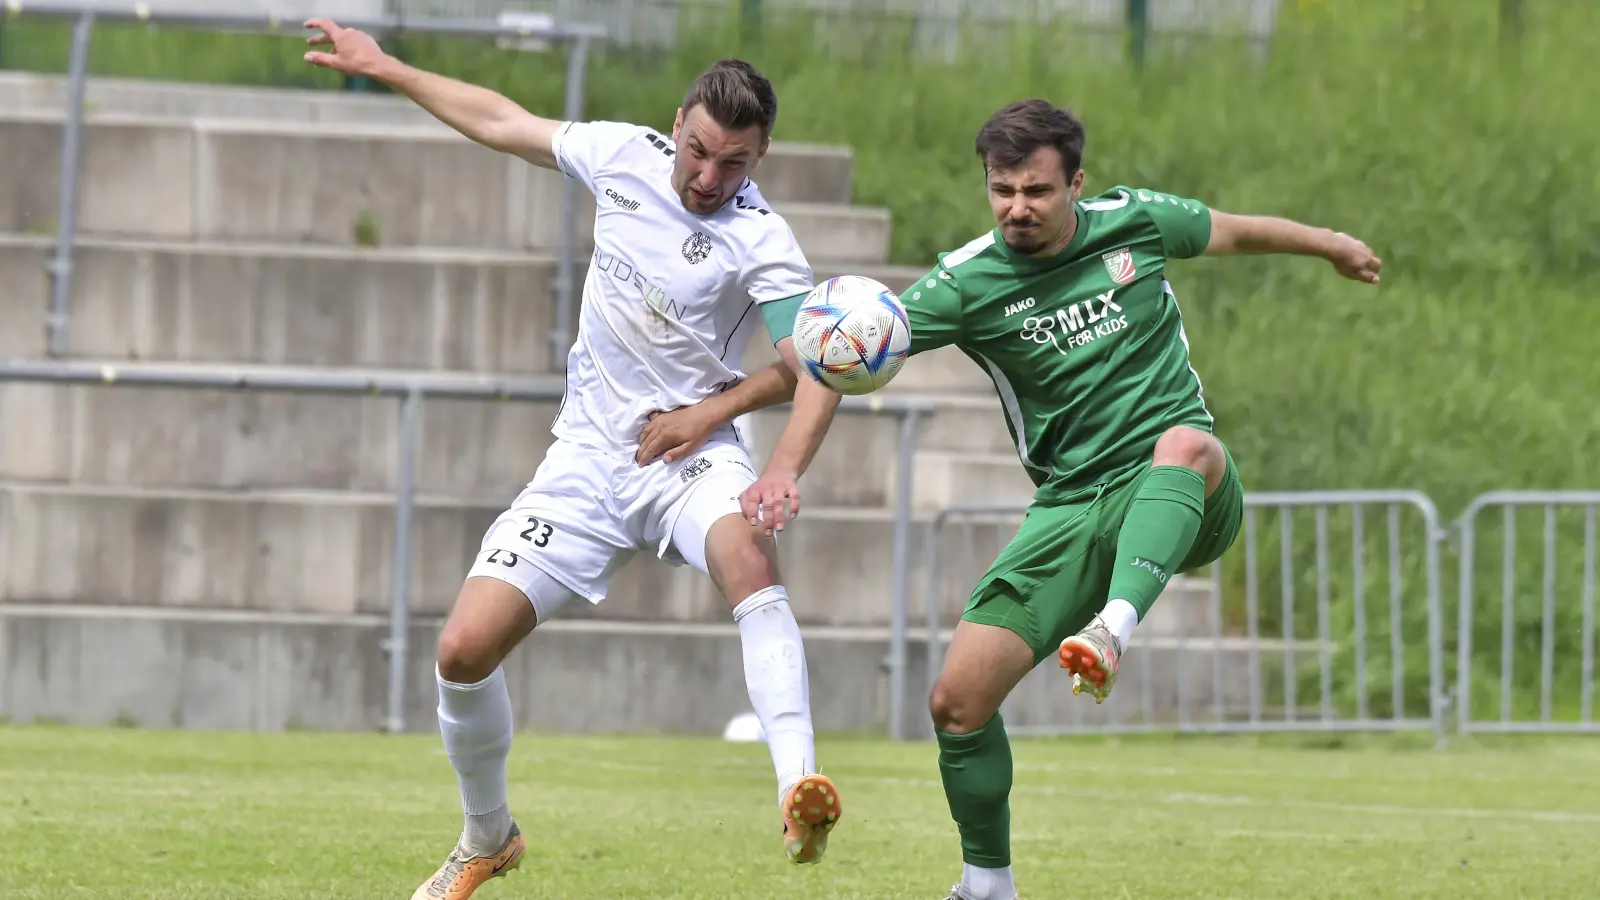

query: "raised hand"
(1327, 232), (1382, 284)
(303, 18), (389, 77)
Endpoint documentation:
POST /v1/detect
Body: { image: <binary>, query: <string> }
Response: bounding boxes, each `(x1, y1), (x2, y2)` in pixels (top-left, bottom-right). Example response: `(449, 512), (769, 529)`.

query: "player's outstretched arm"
(1205, 210), (1383, 284)
(739, 337), (842, 534)
(634, 362), (797, 467)
(303, 18), (561, 169)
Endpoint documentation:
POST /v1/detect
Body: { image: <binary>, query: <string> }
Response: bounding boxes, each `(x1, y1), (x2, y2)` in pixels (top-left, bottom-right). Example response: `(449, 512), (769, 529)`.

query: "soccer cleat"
(1059, 621), (1123, 704)
(781, 773), (843, 864)
(410, 821), (525, 900)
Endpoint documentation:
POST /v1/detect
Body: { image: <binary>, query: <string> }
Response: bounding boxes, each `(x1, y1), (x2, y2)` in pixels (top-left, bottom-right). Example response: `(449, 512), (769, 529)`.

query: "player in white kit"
(305, 19), (847, 900)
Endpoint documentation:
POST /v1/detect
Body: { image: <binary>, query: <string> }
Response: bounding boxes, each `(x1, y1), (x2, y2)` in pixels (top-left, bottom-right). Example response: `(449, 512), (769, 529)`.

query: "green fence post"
(1127, 0), (1149, 70)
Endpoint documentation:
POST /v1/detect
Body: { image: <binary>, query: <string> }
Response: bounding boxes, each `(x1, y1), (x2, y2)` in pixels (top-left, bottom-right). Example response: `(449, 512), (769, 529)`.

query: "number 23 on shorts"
(481, 516), (555, 568)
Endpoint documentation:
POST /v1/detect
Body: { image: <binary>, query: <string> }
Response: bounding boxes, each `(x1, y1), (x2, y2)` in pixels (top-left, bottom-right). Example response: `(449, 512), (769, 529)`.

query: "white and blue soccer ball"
(792, 275), (912, 395)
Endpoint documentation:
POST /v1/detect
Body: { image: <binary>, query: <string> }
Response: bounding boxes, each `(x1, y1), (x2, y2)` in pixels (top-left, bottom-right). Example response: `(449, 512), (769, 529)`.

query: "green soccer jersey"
(904, 185), (1215, 496)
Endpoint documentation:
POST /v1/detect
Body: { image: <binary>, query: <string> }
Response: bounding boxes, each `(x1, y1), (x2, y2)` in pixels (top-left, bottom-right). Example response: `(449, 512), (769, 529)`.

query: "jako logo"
(1004, 297), (1037, 317)
(605, 189), (640, 211)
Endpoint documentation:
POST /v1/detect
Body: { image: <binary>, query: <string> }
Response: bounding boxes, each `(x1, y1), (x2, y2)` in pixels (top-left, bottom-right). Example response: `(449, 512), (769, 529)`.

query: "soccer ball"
(792, 275), (912, 395)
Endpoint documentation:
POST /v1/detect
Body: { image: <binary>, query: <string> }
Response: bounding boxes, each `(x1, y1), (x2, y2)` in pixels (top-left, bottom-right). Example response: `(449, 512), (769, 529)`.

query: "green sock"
(937, 712), (1012, 868)
(1108, 465), (1208, 620)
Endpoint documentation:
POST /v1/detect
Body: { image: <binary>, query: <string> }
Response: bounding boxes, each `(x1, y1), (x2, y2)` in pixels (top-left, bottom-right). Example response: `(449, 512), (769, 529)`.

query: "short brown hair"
(682, 59), (779, 138)
(974, 99), (1086, 177)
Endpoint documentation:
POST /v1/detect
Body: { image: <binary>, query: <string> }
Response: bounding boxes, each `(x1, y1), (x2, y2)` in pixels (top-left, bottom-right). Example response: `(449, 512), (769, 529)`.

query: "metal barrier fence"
(392, 0), (1279, 54)
(3, 0), (606, 365)
(903, 491), (1449, 741)
(1455, 492), (1600, 734)
(0, 359), (934, 735)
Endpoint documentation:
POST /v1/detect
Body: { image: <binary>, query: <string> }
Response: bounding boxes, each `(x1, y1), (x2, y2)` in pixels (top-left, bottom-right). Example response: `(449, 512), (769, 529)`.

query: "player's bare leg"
(411, 574), (552, 899)
(1061, 425), (1228, 702)
(930, 620), (1035, 900)
(701, 512), (839, 864)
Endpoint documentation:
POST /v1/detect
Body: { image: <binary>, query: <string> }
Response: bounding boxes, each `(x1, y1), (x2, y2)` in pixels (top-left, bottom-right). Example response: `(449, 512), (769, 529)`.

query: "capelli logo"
(605, 189), (640, 212)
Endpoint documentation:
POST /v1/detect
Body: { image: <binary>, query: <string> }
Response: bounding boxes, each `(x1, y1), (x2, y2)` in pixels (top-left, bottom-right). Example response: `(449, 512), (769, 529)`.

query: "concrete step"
(0, 363), (1005, 509)
(0, 235), (929, 374)
(0, 605), (906, 734)
(0, 482), (1035, 628)
(0, 479), (1219, 634)
(914, 451), (1039, 509)
(0, 72), (857, 206)
(0, 599), (1245, 736)
(0, 235), (564, 372)
(742, 393), (1015, 459)
(0, 114), (875, 255)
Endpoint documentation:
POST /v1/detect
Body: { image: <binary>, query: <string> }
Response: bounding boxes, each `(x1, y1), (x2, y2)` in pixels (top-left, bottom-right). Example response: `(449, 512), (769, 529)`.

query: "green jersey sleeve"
(900, 261), (964, 356)
(1127, 187), (1213, 260)
(759, 292), (806, 344)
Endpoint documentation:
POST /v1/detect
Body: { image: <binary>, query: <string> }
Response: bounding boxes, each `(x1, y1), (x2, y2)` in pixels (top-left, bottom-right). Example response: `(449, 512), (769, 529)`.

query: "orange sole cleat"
(781, 773), (843, 864)
(1059, 630), (1120, 704)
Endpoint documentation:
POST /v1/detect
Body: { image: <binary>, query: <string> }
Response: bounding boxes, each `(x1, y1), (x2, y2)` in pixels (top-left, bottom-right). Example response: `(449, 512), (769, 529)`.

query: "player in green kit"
(676, 94), (1380, 898)
(899, 99), (1382, 900)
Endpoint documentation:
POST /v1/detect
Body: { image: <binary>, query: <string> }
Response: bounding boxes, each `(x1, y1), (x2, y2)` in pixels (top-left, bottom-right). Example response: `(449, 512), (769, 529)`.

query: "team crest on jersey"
(682, 232), (713, 265)
(1101, 247), (1137, 285)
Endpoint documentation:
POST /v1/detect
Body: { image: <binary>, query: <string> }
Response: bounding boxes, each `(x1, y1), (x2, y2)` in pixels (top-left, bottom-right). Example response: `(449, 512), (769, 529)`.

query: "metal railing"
(2, 0), (606, 365)
(905, 490), (1449, 741)
(1455, 492), (1600, 734)
(0, 358), (934, 735)
(392, 0), (1281, 54)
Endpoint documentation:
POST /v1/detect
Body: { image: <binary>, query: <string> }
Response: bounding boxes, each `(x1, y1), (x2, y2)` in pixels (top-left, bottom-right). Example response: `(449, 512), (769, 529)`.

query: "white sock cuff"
(437, 664), (505, 693)
(731, 585), (790, 622)
(1098, 599), (1140, 650)
(437, 667), (509, 727)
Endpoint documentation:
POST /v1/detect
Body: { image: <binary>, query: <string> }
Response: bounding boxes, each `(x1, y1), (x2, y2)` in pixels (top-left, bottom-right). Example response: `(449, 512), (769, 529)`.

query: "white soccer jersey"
(547, 119), (814, 454)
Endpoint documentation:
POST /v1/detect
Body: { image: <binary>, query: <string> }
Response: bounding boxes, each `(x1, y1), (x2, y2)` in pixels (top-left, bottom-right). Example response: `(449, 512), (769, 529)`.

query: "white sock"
(1096, 598), (1140, 651)
(731, 586), (816, 805)
(437, 665), (514, 856)
(961, 863), (1017, 899)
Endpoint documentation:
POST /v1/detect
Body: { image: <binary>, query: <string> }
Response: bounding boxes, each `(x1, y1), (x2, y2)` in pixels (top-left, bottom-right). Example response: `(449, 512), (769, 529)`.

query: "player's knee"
(929, 678), (989, 735)
(435, 621), (503, 685)
(1154, 426), (1224, 486)
(707, 518), (781, 604)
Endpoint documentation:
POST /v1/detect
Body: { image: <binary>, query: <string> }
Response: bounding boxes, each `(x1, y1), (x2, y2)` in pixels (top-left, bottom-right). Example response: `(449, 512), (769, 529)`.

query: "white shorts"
(465, 430), (759, 620)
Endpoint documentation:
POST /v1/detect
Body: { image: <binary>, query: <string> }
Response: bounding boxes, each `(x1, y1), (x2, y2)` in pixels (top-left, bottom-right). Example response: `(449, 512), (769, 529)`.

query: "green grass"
(4, 724), (1600, 898)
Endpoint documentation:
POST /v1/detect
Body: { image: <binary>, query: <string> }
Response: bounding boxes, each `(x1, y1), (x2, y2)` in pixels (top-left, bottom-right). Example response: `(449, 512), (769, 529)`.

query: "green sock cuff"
(1141, 465), (1207, 514)
(936, 712), (1003, 748)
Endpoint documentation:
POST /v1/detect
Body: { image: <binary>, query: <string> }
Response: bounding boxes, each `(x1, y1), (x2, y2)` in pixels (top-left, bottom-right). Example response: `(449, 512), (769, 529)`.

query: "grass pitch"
(2, 725), (1598, 898)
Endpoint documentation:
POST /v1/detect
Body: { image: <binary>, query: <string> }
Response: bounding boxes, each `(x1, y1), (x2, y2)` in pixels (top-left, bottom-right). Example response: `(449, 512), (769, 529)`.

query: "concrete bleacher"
(0, 72), (1231, 736)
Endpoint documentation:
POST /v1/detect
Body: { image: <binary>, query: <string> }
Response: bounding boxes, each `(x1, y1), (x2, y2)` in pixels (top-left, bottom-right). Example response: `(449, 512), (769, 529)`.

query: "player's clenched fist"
(303, 18), (388, 77)
(1326, 231), (1382, 284)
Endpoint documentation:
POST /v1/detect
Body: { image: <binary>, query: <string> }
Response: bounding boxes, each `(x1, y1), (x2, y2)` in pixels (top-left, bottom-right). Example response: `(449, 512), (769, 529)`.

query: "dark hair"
(682, 59), (778, 138)
(974, 99), (1086, 177)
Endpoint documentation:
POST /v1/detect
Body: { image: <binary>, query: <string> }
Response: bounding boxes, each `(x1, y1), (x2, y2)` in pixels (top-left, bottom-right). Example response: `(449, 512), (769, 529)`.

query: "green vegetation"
(3, 0), (1595, 715)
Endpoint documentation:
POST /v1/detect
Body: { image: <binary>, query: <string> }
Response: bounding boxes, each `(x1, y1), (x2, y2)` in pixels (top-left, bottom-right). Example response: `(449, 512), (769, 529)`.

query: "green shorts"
(962, 444), (1245, 665)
